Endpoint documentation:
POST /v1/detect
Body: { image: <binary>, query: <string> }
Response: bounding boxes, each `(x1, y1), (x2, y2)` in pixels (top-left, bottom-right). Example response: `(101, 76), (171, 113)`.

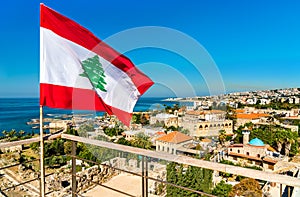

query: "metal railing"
(0, 133), (61, 196)
(0, 133), (300, 196)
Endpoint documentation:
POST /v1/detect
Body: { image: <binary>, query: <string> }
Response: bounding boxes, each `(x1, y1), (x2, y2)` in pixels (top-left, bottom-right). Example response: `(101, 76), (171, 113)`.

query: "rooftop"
(156, 131), (192, 144)
(155, 113), (177, 119)
(249, 138), (265, 146)
(236, 113), (269, 119)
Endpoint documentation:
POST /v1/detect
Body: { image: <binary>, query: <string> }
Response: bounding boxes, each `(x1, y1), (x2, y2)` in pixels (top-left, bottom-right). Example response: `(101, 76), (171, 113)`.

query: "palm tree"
(274, 131), (284, 154)
(132, 133), (152, 149)
(2, 130), (7, 137)
(18, 130), (25, 137)
(218, 130), (226, 146)
(284, 138), (294, 156)
(8, 129), (16, 138)
(276, 139), (284, 154)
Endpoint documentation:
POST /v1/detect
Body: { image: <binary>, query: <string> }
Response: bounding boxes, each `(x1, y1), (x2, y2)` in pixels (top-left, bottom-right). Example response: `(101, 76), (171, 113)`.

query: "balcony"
(0, 132), (300, 197)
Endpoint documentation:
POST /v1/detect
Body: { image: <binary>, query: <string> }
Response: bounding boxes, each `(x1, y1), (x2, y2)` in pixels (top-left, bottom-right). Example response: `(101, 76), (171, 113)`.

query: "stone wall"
(46, 156), (166, 196)
(46, 164), (117, 196)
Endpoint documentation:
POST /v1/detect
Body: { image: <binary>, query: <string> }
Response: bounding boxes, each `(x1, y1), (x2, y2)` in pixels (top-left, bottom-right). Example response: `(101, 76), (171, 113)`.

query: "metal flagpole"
(40, 4), (46, 196)
(40, 105), (45, 196)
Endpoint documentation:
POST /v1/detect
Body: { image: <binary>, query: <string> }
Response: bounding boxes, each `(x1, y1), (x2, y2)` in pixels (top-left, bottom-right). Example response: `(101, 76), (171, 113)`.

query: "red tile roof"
(156, 131), (192, 144)
(201, 138), (212, 143)
(155, 131), (166, 136)
(236, 113), (269, 119)
(235, 109), (246, 113)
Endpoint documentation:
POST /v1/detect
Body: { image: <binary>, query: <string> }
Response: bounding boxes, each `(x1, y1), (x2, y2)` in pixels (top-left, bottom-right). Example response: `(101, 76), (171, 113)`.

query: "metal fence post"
(141, 156), (148, 197)
(142, 156), (145, 197)
(72, 141), (77, 197)
(145, 156), (148, 197)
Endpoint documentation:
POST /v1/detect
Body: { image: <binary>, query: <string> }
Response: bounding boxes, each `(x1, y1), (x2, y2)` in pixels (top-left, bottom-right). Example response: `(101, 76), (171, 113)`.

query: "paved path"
(84, 173), (158, 197)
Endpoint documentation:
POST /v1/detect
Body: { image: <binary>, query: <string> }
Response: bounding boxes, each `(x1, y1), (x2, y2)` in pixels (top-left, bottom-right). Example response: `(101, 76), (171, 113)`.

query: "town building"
(156, 131), (193, 155)
(235, 113), (269, 128)
(226, 129), (288, 171)
(150, 113), (178, 127)
(179, 110), (233, 138)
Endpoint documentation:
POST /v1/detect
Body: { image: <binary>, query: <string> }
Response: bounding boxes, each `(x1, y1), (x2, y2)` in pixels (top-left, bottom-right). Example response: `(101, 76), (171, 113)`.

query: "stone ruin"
(46, 163), (117, 196)
(18, 164), (39, 180)
(44, 156), (167, 196)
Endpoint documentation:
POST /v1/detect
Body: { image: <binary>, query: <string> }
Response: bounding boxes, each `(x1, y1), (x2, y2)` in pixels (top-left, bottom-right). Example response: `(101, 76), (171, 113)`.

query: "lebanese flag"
(40, 4), (153, 126)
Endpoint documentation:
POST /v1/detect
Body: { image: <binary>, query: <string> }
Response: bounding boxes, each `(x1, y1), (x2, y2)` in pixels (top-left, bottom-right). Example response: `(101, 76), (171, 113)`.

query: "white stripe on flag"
(40, 27), (140, 113)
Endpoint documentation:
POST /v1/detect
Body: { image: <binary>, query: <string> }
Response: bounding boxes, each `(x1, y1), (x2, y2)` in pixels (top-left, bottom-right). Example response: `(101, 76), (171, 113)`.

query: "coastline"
(0, 97), (178, 134)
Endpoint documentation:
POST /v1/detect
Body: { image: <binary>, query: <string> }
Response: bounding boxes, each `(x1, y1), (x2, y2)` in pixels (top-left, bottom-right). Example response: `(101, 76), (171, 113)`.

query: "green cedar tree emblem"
(80, 55), (107, 92)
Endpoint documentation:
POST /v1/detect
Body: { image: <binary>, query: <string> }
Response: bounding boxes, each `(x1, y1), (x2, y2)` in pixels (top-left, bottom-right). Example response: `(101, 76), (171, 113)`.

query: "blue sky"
(0, 0), (300, 98)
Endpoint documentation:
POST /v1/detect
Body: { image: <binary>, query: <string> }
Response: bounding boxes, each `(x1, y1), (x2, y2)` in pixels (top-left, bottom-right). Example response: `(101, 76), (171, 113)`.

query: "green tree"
(104, 127), (123, 137)
(78, 123), (94, 137)
(131, 114), (140, 124)
(18, 130), (25, 137)
(166, 162), (213, 196)
(219, 130), (226, 145)
(181, 129), (190, 135)
(131, 133), (152, 149)
(234, 124), (298, 156)
(2, 130), (7, 136)
(166, 162), (179, 196)
(66, 127), (79, 136)
(131, 113), (149, 125)
(30, 142), (39, 152)
(116, 137), (131, 146)
(63, 141), (72, 155)
(212, 180), (232, 197)
(229, 178), (262, 197)
(166, 126), (178, 131)
(140, 114), (149, 125)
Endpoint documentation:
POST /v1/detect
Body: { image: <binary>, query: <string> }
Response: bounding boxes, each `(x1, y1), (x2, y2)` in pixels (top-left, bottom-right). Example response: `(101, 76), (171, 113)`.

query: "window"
(268, 164), (274, 170)
(238, 150), (240, 153)
(246, 152), (249, 156)
(257, 154), (260, 158)
(255, 161), (261, 166)
(230, 148), (232, 151)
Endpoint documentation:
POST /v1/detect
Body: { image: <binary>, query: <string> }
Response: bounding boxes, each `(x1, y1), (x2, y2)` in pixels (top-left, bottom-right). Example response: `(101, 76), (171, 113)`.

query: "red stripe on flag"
(40, 4), (153, 95)
(40, 83), (132, 126)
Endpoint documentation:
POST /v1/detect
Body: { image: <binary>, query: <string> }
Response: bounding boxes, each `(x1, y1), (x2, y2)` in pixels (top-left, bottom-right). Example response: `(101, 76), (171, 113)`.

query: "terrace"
(0, 132), (299, 197)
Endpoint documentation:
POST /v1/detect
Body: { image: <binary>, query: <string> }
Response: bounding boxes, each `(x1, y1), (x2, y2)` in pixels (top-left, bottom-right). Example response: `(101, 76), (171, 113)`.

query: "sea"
(0, 97), (184, 135)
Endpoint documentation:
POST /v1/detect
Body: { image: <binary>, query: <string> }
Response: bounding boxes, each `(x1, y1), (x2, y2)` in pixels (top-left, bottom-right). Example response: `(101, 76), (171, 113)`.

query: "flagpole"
(40, 4), (45, 196)
(40, 105), (45, 197)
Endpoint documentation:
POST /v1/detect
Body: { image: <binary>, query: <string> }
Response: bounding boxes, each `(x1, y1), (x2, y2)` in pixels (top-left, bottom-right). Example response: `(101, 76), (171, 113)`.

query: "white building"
(150, 113), (178, 127)
(156, 131), (193, 155)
